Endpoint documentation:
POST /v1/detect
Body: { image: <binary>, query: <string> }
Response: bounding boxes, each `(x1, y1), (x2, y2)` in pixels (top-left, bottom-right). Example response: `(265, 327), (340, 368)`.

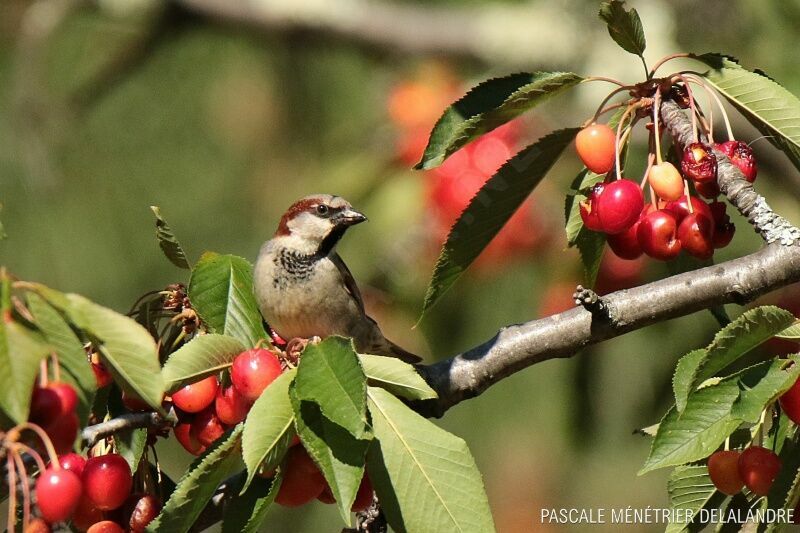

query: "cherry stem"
(677, 75), (699, 142)
(12, 450), (31, 528)
(589, 86), (631, 125)
(584, 75), (627, 87)
(39, 360), (48, 388)
(614, 103), (638, 180)
(51, 352), (60, 383)
(641, 152), (655, 189)
(649, 52), (690, 78)
(683, 72), (735, 140)
(649, 185), (658, 208)
(8, 423), (60, 468)
(13, 443), (47, 473)
(6, 455), (17, 533)
(652, 87), (663, 165)
(684, 180), (694, 214)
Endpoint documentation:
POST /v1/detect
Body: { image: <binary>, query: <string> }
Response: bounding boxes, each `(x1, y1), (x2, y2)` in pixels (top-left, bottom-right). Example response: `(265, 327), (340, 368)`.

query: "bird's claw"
(284, 336), (322, 365)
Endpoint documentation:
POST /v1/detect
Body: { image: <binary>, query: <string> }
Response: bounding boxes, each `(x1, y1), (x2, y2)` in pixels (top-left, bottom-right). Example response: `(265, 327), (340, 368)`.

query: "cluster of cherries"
(33, 452), (157, 533)
(706, 375), (800, 498)
(168, 346), (373, 510)
(575, 119), (756, 262)
(29, 380), (80, 455)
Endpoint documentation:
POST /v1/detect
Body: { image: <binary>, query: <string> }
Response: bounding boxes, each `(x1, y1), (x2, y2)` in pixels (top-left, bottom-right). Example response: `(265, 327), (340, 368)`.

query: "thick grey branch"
(660, 99), (800, 245)
(420, 243), (800, 415)
(81, 411), (176, 447)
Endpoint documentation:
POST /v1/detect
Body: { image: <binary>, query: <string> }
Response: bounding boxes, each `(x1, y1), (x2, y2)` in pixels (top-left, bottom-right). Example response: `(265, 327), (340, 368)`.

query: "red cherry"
(779, 377), (800, 425)
(716, 140), (757, 182)
(128, 494), (161, 532)
(595, 179), (644, 234)
(82, 454), (133, 511)
(709, 201), (736, 249)
(91, 362), (113, 389)
(648, 162), (684, 201)
(606, 215), (643, 260)
(173, 418), (205, 456)
(351, 474), (374, 512)
(681, 143), (717, 183)
(30, 387), (62, 426)
(317, 484), (336, 504)
(35, 467), (83, 523)
(665, 196), (713, 226)
(49, 383), (78, 415)
(637, 210), (682, 260)
(171, 375), (219, 414)
(72, 496), (104, 531)
(575, 124), (616, 174)
(215, 385), (252, 425)
(191, 407), (226, 447)
(275, 447), (326, 507)
(86, 521), (124, 533)
(230, 349), (283, 401)
(738, 446), (781, 496)
(121, 391), (151, 412)
(695, 179), (720, 199)
(43, 412), (79, 455)
(707, 450), (744, 495)
(24, 518), (51, 533)
(678, 213), (715, 260)
(579, 183), (605, 232)
(58, 453), (87, 478)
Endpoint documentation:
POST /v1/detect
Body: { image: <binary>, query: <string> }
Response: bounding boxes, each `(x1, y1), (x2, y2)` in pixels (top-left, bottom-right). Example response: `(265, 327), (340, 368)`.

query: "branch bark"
(81, 411), (175, 447)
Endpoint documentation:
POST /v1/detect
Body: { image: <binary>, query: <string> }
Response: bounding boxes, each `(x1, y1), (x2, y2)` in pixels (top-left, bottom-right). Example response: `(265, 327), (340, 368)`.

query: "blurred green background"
(2, 0), (800, 531)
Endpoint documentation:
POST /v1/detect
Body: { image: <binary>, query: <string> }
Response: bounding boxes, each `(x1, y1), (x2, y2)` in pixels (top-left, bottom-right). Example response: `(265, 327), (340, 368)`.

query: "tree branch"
(81, 411), (176, 447)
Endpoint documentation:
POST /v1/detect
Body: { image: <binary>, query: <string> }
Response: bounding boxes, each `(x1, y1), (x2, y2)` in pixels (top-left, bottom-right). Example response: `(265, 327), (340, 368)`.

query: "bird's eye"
(315, 204), (329, 216)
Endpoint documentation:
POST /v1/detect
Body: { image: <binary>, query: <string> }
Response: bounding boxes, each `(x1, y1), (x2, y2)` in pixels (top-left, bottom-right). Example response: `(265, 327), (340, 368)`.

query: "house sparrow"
(254, 194), (422, 363)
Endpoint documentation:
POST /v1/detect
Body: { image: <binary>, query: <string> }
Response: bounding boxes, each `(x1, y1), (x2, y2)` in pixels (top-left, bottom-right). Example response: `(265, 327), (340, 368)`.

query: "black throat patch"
(273, 248), (317, 288)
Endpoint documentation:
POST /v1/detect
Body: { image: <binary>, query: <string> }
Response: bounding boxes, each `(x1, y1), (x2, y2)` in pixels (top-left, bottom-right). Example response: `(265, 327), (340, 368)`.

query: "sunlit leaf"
(161, 334), (247, 392)
(359, 354), (437, 400)
(150, 206), (190, 269)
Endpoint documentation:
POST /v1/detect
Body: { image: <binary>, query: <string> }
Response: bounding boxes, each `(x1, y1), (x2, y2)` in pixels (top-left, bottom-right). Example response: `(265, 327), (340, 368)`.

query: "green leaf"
(188, 253), (267, 347)
(776, 321), (800, 339)
(63, 294), (165, 411)
(692, 54), (800, 158)
(598, 1), (646, 57)
(575, 226), (606, 287)
(221, 473), (281, 533)
(116, 428), (147, 472)
(564, 169), (605, 246)
(0, 321), (51, 423)
(665, 465), (726, 533)
(673, 306), (795, 413)
(415, 73), (582, 169)
(241, 369), (296, 492)
(359, 354), (437, 400)
(366, 386), (495, 533)
(147, 425), (243, 533)
(150, 206), (190, 269)
(26, 293), (96, 426)
(762, 437), (800, 532)
(421, 128), (579, 316)
(291, 384), (368, 525)
(161, 334), (247, 393)
(293, 337), (369, 439)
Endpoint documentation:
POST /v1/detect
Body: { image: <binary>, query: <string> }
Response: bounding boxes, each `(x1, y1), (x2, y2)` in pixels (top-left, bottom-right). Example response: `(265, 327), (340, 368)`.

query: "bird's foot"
(284, 336), (322, 366)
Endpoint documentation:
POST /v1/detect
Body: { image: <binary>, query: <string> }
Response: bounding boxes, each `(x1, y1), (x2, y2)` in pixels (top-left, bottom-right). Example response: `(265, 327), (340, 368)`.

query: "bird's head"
(274, 194), (367, 254)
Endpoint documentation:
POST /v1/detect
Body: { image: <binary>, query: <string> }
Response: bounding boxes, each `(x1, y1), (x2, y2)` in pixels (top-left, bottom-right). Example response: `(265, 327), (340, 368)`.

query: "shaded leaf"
(161, 334), (247, 393)
(575, 226), (605, 287)
(241, 369), (296, 492)
(564, 169), (605, 246)
(359, 354), (437, 400)
(762, 437), (800, 532)
(188, 253), (267, 347)
(291, 385), (368, 525)
(665, 465), (726, 533)
(0, 321), (51, 423)
(222, 473), (281, 533)
(147, 425), (243, 533)
(26, 293), (95, 426)
(367, 387), (495, 533)
(117, 428), (147, 472)
(416, 73), (582, 169)
(598, 1), (646, 57)
(294, 337), (369, 439)
(421, 128), (579, 316)
(150, 206), (190, 269)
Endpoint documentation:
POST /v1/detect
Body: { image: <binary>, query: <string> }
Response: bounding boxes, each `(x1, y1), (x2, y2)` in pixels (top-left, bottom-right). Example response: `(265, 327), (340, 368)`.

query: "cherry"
(43, 412), (79, 454)
(86, 521), (124, 533)
(275, 447), (326, 507)
(191, 407), (226, 447)
(173, 417), (205, 456)
(121, 391), (151, 412)
(91, 362), (113, 389)
(35, 467), (83, 523)
(579, 183), (605, 232)
(230, 349), (283, 401)
(215, 385), (252, 425)
(637, 210), (682, 260)
(716, 140), (757, 182)
(648, 162), (684, 201)
(738, 446), (781, 496)
(49, 383), (78, 415)
(709, 201), (736, 249)
(171, 375), (218, 414)
(317, 485), (336, 504)
(595, 179), (644, 234)
(72, 496), (104, 531)
(665, 196), (713, 226)
(128, 494), (161, 532)
(351, 474), (374, 512)
(575, 124), (616, 174)
(82, 454), (133, 511)
(681, 143), (717, 183)
(30, 387), (62, 426)
(707, 450), (744, 495)
(678, 213), (715, 260)
(58, 453), (87, 478)
(606, 216), (643, 260)
(779, 377), (800, 425)
(24, 518), (51, 533)
(694, 179), (720, 199)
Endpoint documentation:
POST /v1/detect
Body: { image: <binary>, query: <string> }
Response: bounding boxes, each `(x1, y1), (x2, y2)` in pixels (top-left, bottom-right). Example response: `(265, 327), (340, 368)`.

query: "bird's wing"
(330, 252), (366, 314)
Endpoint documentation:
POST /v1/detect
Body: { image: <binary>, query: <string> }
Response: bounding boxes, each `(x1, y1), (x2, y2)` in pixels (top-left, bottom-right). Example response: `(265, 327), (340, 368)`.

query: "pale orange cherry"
(648, 162), (684, 201)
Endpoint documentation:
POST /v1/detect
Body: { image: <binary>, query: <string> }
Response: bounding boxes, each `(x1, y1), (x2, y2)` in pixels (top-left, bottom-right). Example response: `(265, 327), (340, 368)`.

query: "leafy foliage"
(359, 354), (437, 400)
(0, 320), (51, 423)
(416, 73), (582, 170)
(221, 474), (281, 533)
(421, 128), (579, 316)
(665, 466), (725, 533)
(150, 206), (190, 269)
(161, 334), (247, 392)
(598, 1), (646, 57)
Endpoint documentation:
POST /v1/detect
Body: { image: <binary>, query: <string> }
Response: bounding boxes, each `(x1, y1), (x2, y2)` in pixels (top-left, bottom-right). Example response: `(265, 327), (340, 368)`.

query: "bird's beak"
(336, 208), (368, 226)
